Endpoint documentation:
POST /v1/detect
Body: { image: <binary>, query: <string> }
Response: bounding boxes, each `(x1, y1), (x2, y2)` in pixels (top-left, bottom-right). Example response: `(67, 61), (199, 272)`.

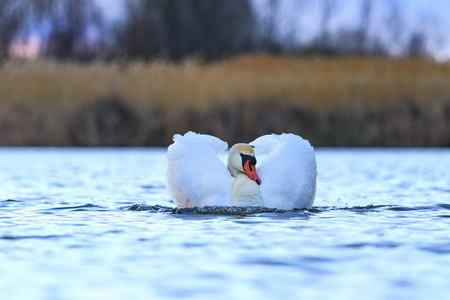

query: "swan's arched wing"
(167, 132), (233, 207)
(251, 133), (317, 209)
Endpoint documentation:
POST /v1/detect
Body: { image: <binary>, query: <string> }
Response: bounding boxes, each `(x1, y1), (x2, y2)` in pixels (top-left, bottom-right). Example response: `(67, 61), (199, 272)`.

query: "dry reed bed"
(0, 55), (449, 146)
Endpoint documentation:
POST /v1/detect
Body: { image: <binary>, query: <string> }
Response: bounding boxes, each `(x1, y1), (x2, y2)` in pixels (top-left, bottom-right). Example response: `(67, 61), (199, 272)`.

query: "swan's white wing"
(251, 133), (317, 209)
(167, 132), (233, 207)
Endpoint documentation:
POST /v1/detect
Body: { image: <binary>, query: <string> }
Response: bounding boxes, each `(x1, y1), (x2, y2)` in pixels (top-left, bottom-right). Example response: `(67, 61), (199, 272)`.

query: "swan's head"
(227, 143), (261, 185)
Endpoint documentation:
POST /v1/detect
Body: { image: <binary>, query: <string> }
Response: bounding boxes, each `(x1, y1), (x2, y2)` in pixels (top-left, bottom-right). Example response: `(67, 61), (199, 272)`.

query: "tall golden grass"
(0, 55), (449, 146)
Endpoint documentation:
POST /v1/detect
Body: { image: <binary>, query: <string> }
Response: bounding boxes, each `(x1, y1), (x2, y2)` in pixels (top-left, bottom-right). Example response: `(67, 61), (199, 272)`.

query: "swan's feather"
(167, 132), (233, 207)
(251, 133), (317, 209)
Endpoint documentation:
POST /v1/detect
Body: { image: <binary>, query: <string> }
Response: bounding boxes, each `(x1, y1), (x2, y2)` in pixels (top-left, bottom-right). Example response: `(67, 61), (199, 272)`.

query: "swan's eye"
(240, 153), (257, 168)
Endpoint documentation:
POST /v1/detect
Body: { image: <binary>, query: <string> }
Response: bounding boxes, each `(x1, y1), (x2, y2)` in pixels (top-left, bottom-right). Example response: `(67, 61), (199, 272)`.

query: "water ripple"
(123, 204), (285, 215)
(121, 203), (450, 216)
(437, 203), (450, 210)
(420, 244), (450, 254)
(49, 204), (104, 211)
(340, 241), (402, 249)
(1, 234), (71, 240)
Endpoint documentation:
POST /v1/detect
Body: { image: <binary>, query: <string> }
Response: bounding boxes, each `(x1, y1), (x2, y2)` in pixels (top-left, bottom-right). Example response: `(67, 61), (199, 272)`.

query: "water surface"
(1, 148), (449, 300)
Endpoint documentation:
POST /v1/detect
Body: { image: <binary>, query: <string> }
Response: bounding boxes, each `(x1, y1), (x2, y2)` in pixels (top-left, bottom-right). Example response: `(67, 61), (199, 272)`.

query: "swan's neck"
(231, 173), (264, 207)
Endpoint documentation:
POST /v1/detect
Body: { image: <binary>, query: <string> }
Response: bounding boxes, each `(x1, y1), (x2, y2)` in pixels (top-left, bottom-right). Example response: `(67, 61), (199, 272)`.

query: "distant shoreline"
(0, 55), (449, 147)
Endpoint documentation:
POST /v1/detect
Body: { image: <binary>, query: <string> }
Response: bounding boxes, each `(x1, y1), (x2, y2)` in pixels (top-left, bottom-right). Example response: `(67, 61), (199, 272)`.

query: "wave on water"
(0, 234), (71, 240)
(3, 198), (449, 216)
(49, 204), (105, 211)
(123, 204), (286, 215)
(121, 203), (450, 215)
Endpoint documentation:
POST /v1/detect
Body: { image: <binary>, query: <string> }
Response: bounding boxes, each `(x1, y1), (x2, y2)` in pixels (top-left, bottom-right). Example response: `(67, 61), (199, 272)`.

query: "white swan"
(166, 132), (317, 209)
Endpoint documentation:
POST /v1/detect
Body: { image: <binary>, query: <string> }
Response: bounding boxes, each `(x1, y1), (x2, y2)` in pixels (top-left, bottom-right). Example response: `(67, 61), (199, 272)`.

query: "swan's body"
(166, 132), (317, 209)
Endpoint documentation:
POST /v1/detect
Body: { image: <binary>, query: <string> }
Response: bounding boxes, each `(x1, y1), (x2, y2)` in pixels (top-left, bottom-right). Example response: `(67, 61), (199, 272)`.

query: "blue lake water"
(1, 148), (449, 300)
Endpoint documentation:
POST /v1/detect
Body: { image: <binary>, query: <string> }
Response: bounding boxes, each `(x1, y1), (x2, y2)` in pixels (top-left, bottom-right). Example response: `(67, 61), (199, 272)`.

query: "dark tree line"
(35, 0), (102, 59)
(0, 0), (102, 60)
(0, 0), (24, 58)
(0, 0), (437, 61)
(115, 0), (254, 61)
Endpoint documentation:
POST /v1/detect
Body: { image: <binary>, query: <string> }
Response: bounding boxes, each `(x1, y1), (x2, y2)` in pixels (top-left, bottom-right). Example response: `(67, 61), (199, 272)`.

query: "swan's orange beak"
(244, 160), (261, 185)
